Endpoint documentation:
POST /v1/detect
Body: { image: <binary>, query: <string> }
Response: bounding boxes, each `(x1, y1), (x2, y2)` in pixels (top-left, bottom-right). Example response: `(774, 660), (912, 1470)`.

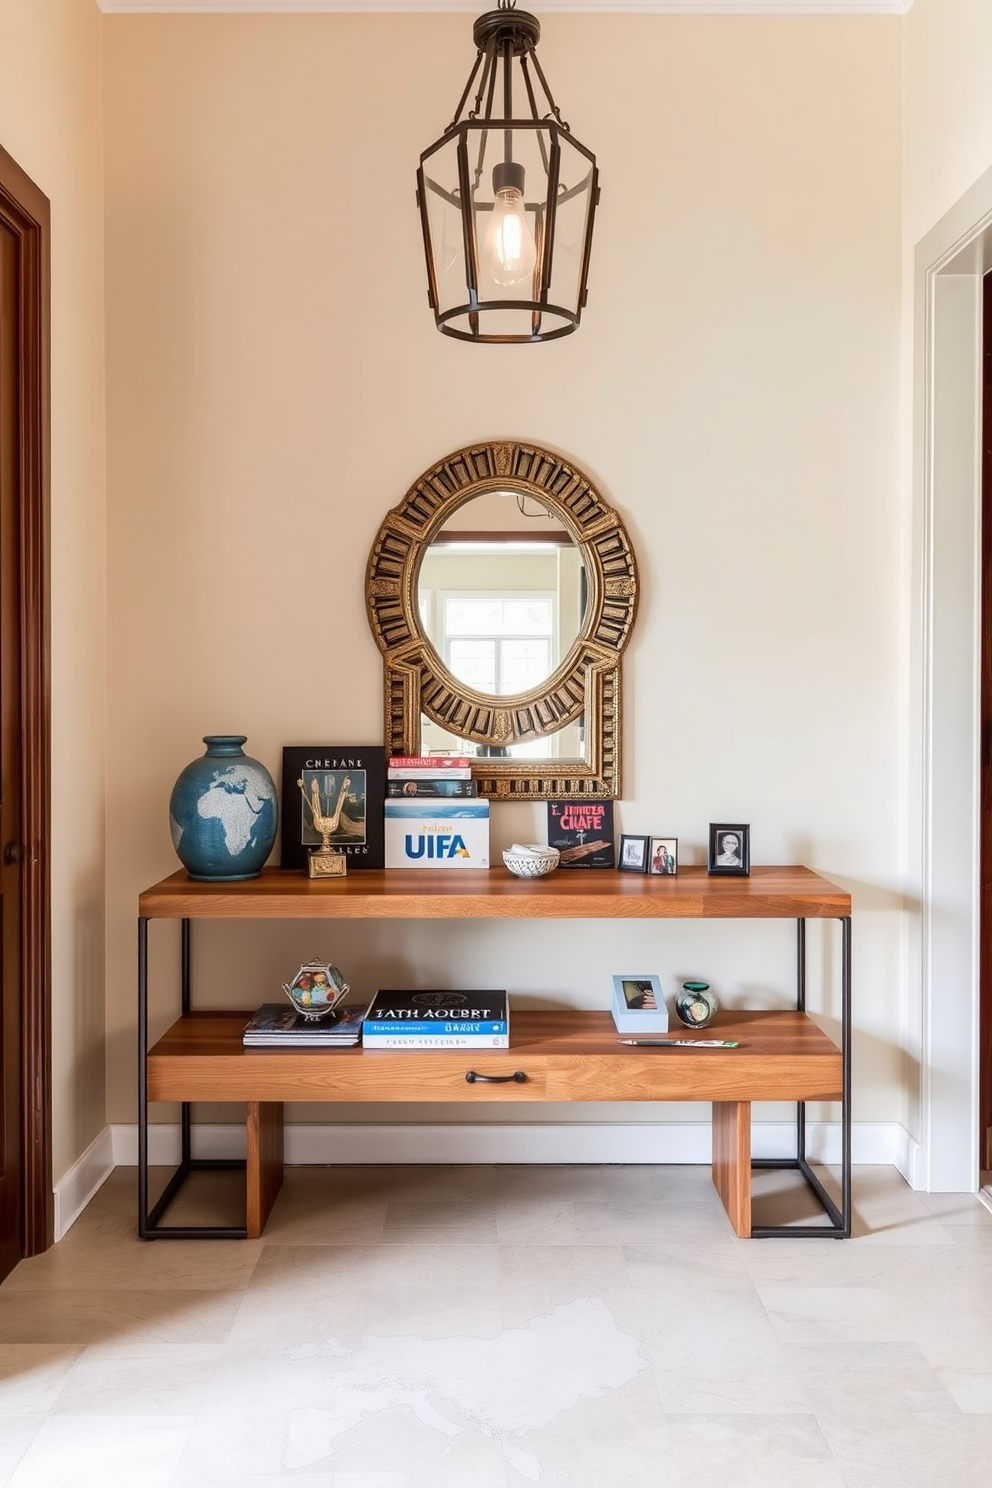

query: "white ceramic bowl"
(502, 846), (560, 878)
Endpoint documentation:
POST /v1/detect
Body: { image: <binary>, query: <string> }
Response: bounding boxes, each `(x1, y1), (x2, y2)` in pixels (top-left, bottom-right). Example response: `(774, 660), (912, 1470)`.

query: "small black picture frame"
(708, 822), (750, 876)
(281, 745), (385, 871)
(618, 833), (650, 873)
(649, 837), (678, 876)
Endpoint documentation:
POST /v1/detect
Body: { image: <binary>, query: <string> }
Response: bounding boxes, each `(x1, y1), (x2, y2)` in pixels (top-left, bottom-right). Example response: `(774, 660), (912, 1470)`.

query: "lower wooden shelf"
(146, 1009), (843, 1239)
(149, 1009), (841, 1102)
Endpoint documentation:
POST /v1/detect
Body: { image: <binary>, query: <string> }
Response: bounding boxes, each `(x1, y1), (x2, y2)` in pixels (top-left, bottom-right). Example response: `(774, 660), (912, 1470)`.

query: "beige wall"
(103, 13), (904, 1132)
(0, 0), (107, 1179)
(6, 0), (986, 1193)
(904, 0), (992, 245)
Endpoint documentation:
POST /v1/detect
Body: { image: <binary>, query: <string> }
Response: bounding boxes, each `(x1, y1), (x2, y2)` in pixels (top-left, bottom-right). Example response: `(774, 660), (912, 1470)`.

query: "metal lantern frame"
(416, 3), (600, 344)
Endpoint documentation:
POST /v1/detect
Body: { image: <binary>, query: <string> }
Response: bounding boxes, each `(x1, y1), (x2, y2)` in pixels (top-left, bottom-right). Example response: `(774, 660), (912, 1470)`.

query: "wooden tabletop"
(139, 865), (851, 921)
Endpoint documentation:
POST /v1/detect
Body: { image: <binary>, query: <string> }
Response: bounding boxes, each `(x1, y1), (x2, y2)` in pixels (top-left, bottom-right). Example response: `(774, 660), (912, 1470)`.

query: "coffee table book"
(547, 801), (615, 867)
(387, 756), (471, 769)
(386, 779), (478, 798)
(387, 765), (473, 780)
(362, 989), (509, 1049)
(243, 1002), (369, 1047)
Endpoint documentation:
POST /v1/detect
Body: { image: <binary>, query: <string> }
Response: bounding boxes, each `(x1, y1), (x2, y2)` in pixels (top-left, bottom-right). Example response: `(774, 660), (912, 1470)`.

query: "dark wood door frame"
(0, 143), (52, 1256)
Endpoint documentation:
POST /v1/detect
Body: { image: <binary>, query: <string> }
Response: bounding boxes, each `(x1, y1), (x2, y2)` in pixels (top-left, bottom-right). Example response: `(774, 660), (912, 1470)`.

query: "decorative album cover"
(546, 801), (615, 868)
(280, 746), (385, 870)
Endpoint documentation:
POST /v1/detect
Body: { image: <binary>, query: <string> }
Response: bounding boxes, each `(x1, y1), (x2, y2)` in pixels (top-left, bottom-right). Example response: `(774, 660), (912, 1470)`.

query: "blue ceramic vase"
(169, 735), (278, 881)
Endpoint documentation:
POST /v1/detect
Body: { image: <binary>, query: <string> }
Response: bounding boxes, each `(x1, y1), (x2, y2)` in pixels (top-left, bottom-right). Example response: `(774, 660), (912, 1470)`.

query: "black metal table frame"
(750, 916), (852, 1239)
(137, 913), (852, 1241)
(138, 919), (246, 1239)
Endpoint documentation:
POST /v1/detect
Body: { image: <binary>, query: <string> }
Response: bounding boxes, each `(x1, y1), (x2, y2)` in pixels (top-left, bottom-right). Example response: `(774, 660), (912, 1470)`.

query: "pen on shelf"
(619, 1038), (739, 1048)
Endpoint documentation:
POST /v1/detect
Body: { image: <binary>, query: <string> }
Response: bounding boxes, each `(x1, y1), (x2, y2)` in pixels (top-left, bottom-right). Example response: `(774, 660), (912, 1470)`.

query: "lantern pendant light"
(416, 2), (600, 344)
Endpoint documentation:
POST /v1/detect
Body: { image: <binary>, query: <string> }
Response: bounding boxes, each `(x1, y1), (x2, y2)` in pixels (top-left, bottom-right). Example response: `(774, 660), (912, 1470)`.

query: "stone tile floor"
(0, 1164), (991, 1486)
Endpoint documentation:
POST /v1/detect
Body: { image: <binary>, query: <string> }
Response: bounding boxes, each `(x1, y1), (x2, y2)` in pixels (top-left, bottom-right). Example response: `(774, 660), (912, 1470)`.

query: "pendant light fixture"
(416, 2), (600, 344)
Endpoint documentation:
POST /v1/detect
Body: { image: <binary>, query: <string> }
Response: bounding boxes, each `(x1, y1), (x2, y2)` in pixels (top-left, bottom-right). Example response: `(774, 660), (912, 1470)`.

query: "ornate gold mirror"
(366, 441), (638, 798)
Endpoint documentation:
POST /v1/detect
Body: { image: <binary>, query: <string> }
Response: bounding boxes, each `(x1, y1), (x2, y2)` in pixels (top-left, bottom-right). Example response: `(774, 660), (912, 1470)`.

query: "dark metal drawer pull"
(465, 1070), (527, 1084)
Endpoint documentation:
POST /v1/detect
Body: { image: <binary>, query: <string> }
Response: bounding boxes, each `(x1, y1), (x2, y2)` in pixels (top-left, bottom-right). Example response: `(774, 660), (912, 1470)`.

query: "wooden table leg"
(712, 1100), (752, 1238)
(246, 1101), (284, 1238)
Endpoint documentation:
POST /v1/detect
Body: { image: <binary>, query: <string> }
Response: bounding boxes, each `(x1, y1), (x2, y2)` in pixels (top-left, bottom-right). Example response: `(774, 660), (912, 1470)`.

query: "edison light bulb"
(485, 162), (537, 289)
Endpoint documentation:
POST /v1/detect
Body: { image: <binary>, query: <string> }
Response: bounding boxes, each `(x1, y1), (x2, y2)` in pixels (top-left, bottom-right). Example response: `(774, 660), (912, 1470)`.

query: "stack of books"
(362, 989), (509, 1048)
(386, 755), (478, 799)
(243, 1002), (370, 1048)
(384, 756), (490, 869)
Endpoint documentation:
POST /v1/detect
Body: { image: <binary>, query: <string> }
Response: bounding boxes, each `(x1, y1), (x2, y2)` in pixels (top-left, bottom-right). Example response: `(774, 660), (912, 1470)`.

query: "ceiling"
(95, 2), (915, 16)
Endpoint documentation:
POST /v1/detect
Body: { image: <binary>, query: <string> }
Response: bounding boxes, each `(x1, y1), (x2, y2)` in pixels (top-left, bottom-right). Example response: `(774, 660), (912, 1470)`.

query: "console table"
(138, 865), (851, 1241)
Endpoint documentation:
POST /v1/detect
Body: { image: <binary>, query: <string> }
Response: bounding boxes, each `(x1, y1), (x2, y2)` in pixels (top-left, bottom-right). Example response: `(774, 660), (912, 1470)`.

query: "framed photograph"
(617, 833), (650, 873)
(649, 837), (678, 876)
(611, 974), (669, 1033)
(281, 746), (385, 871)
(708, 822), (750, 876)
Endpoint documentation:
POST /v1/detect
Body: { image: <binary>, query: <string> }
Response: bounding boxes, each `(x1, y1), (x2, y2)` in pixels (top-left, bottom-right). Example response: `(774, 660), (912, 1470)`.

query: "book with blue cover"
(362, 989), (509, 1048)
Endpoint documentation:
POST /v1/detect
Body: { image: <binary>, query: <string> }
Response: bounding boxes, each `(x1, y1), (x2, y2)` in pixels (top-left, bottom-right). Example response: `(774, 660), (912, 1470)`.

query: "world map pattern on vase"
(171, 762), (275, 858)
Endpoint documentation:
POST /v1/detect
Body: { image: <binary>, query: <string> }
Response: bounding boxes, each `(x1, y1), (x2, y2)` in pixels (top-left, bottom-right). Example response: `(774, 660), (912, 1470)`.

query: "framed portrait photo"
(649, 837), (678, 876)
(708, 822), (750, 876)
(617, 833), (650, 873)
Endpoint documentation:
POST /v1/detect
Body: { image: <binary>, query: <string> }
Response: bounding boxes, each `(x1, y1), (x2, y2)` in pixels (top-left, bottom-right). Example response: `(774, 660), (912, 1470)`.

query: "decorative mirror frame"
(366, 440), (638, 799)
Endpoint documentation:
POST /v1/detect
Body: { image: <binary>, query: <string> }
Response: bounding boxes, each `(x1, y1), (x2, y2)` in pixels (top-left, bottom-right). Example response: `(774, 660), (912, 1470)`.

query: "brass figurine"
(297, 774), (350, 878)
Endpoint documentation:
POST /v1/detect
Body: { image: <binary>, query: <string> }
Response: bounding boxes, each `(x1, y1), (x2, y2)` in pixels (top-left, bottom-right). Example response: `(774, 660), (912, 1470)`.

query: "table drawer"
(344, 1055), (549, 1102)
(148, 1047), (549, 1103)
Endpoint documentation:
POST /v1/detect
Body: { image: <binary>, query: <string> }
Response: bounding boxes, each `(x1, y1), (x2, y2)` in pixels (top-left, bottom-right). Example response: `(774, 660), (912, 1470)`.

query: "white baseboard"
(53, 1126), (115, 1241)
(52, 1120), (923, 1236)
(893, 1126), (922, 1190)
(109, 1119), (916, 1173)
(47, 1121), (935, 1236)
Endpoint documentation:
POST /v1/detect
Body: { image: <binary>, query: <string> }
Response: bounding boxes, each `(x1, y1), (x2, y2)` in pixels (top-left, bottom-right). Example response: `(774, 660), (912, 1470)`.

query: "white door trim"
(913, 169), (992, 1190)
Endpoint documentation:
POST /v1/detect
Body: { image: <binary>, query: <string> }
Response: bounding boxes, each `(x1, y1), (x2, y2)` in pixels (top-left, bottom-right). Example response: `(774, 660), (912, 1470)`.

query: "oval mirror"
(366, 441), (638, 799)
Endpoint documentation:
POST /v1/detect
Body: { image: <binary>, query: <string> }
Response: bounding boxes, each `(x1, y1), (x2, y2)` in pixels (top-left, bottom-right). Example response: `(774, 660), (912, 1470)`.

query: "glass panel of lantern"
(544, 131), (598, 328)
(419, 120), (588, 343)
(418, 133), (467, 329)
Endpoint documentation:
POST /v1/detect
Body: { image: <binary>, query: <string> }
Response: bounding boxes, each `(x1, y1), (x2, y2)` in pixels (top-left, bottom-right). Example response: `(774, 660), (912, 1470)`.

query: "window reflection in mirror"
(416, 491), (587, 764)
